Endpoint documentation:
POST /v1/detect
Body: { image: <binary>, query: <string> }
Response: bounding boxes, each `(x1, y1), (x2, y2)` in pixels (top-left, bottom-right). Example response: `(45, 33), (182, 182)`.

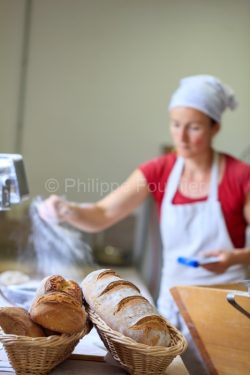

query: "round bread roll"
(30, 292), (87, 334)
(30, 275), (88, 334)
(0, 307), (45, 337)
(35, 275), (82, 304)
(81, 269), (171, 347)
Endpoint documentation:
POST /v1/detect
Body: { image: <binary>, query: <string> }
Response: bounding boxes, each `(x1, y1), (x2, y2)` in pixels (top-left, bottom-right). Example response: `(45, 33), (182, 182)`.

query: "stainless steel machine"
(0, 154), (29, 210)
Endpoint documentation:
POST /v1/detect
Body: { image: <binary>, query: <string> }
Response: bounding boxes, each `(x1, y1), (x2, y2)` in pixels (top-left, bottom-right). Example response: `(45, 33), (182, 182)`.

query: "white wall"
(0, 0), (26, 151)
(1, 0), (250, 202)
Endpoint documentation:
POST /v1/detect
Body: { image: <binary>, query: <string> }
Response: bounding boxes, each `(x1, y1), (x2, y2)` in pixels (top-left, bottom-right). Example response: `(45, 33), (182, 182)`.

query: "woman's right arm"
(39, 169), (150, 233)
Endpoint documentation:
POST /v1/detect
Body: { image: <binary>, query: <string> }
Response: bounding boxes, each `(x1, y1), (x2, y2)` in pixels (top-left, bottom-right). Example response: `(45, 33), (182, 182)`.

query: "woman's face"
(169, 107), (220, 158)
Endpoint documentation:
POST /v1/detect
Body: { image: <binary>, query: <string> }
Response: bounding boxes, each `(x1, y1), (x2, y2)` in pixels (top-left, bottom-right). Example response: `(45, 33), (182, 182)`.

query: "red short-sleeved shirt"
(139, 152), (250, 248)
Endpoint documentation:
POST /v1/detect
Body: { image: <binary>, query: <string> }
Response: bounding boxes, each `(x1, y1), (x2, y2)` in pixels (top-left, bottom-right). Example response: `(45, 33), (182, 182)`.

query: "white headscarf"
(168, 75), (238, 123)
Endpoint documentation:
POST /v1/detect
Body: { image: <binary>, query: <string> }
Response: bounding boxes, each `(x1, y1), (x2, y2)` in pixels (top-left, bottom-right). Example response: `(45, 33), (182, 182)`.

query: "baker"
(38, 75), (250, 374)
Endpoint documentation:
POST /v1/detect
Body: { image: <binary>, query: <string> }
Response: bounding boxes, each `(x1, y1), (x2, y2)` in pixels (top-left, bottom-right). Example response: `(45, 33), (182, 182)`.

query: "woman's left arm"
(202, 191), (250, 274)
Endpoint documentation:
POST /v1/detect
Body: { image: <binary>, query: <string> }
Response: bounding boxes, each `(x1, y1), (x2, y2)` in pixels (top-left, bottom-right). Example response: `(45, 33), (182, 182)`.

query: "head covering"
(168, 75), (238, 123)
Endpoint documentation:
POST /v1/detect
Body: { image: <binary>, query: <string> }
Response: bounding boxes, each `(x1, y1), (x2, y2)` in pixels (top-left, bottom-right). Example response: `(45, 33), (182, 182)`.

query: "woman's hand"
(200, 250), (235, 274)
(38, 195), (69, 224)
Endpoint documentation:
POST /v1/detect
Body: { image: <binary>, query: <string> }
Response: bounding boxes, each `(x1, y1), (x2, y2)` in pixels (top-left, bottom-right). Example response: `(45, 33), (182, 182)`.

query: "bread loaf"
(34, 275), (82, 303)
(30, 275), (88, 334)
(81, 269), (171, 347)
(0, 307), (45, 337)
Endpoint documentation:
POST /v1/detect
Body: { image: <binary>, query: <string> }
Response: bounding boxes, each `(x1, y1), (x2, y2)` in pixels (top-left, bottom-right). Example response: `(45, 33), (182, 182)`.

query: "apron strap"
(165, 157), (184, 203)
(165, 152), (219, 204)
(208, 152), (219, 202)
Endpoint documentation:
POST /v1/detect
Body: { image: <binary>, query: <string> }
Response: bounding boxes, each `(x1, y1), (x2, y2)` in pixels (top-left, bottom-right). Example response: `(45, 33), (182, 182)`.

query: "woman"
(39, 75), (250, 374)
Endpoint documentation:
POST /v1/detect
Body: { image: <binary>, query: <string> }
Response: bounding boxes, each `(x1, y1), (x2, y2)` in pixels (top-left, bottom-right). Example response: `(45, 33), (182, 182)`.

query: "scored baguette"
(81, 269), (171, 347)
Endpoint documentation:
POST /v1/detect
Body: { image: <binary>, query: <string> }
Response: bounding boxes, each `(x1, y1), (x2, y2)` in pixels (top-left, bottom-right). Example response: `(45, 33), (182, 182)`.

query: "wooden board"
(171, 284), (250, 375)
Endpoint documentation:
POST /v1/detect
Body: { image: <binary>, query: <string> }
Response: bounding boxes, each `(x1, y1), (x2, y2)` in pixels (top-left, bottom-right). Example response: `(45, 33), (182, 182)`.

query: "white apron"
(157, 153), (247, 325)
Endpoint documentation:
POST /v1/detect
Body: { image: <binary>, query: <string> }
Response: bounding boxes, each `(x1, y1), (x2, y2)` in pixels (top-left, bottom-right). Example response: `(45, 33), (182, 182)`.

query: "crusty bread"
(81, 269), (171, 347)
(30, 292), (87, 334)
(35, 275), (82, 304)
(0, 307), (45, 337)
(30, 275), (88, 334)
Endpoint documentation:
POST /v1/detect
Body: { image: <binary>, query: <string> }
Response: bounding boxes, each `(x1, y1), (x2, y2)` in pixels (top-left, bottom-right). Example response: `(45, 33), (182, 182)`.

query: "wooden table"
(52, 356), (189, 375)
(0, 353), (189, 375)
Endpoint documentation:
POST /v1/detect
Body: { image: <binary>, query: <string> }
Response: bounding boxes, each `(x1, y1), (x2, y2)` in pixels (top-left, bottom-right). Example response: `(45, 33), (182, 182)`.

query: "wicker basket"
(0, 327), (88, 375)
(88, 308), (188, 375)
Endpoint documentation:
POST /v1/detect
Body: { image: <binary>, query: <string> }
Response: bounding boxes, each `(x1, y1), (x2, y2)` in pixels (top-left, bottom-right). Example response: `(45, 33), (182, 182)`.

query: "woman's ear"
(212, 123), (220, 137)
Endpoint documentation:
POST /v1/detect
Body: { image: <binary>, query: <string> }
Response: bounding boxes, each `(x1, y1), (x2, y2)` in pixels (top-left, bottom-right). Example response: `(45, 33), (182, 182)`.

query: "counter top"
(52, 355), (189, 375)
(0, 354), (189, 375)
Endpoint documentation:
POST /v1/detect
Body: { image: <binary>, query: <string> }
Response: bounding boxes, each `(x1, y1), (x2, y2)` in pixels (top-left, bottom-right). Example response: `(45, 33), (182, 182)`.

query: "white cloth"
(157, 153), (247, 374)
(168, 75), (238, 123)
